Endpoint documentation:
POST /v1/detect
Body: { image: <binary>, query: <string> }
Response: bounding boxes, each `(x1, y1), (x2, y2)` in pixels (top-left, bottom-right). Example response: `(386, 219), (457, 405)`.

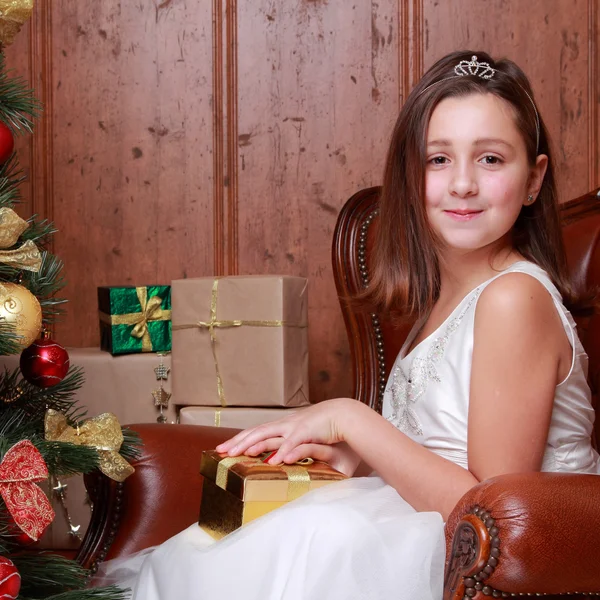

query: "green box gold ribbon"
(98, 285), (171, 355)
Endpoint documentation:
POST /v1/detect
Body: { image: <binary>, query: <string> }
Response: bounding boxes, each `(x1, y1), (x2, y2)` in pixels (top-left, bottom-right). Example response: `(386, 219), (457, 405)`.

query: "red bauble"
(0, 122), (14, 165)
(6, 518), (38, 547)
(0, 556), (20, 600)
(20, 338), (70, 388)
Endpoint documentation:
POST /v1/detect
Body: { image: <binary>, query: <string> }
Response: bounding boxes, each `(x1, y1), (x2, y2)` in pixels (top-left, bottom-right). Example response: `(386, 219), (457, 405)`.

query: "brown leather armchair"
(80, 187), (600, 600)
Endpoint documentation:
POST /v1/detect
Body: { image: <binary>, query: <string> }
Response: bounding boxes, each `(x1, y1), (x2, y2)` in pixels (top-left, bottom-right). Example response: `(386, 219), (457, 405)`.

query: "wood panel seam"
(226, 0), (238, 276)
(398, 0), (425, 105)
(213, 0), (225, 276)
(29, 0), (54, 244)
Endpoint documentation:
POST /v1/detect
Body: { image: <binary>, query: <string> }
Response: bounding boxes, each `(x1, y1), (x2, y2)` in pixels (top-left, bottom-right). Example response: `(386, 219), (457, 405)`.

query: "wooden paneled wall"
(4, 0), (599, 403)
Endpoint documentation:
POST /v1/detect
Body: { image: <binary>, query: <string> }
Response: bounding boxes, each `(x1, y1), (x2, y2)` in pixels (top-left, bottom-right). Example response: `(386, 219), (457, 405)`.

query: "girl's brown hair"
(364, 50), (579, 318)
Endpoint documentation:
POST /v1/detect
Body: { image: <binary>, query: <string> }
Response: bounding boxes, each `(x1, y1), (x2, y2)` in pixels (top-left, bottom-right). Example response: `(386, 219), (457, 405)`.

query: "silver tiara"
(454, 55), (495, 79)
(418, 55), (540, 152)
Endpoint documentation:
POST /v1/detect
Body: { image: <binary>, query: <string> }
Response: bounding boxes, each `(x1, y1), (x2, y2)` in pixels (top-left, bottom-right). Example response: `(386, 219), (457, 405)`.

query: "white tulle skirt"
(95, 476), (445, 600)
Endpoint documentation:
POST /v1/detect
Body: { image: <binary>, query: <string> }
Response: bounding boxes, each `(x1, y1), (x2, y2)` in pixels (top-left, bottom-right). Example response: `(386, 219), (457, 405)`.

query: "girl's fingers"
(215, 429), (255, 452)
(244, 438), (284, 456)
(217, 421), (290, 455)
(282, 443), (332, 464)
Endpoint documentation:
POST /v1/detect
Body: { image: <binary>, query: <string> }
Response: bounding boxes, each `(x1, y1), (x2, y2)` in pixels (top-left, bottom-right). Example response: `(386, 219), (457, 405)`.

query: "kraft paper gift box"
(171, 275), (309, 407)
(198, 450), (347, 539)
(98, 285), (172, 355)
(178, 406), (305, 429)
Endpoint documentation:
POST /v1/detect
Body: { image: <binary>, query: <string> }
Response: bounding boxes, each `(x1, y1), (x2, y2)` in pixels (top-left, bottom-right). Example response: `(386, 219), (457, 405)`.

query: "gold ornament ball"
(0, 283), (42, 348)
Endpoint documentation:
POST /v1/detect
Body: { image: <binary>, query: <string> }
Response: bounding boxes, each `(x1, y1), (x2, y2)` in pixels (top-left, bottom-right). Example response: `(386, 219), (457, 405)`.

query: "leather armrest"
(77, 423), (240, 572)
(444, 472), (600, 599)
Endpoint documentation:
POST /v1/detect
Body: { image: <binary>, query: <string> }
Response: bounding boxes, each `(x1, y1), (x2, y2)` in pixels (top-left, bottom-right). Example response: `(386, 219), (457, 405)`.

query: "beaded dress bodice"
(381, 261), (600, 474)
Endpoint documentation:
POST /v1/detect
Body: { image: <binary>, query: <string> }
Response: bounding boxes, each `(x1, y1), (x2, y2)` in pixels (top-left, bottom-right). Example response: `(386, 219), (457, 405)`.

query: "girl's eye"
(429, 156), (448, 165)
(481, 155), (502, 165)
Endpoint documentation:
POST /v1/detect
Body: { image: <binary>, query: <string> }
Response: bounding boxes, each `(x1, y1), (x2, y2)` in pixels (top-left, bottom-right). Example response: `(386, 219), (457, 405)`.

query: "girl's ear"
(526, 154), (548, 205)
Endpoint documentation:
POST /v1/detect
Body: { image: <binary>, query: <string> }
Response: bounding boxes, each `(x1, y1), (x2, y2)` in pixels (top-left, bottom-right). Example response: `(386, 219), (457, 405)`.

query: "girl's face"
(424, 93), (547, 257)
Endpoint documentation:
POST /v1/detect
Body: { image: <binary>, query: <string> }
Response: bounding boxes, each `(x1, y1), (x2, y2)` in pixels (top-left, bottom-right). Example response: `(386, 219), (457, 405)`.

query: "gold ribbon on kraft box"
(173, 279), (306, 408)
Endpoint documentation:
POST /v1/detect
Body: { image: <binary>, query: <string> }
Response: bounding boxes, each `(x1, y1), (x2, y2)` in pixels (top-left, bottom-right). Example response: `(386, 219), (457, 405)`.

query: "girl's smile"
(444, 208), (484, 221)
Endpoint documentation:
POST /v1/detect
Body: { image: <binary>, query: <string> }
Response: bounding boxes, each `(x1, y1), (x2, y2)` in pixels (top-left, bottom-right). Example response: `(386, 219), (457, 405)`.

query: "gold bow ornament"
(44, 409), (135, 482)
(99, 286), (171, 352)
(0, 207), (42, 271)
(0, 0), (34, 47)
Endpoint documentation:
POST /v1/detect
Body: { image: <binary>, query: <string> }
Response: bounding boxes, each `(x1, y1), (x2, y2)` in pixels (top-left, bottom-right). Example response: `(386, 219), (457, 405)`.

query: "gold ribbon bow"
(100, 287), (171, 352)
(173, 279), (304, 407)
(44, 409), (135, 482)
(0, 0), (34, 47)
(0, 208), (42, 271)
(216, 454), (314, 501)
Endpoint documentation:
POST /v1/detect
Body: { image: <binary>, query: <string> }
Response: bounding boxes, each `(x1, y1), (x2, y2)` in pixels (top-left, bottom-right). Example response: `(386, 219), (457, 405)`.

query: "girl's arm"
(219, 274), (568, 520)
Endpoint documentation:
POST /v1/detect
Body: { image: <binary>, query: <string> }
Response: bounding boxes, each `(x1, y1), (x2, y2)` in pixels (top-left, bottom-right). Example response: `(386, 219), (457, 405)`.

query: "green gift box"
(98, 285), (172, 355)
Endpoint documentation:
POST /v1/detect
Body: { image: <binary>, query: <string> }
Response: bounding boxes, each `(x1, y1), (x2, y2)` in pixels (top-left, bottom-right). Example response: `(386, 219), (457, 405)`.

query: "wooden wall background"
(4, 0), (599, 404)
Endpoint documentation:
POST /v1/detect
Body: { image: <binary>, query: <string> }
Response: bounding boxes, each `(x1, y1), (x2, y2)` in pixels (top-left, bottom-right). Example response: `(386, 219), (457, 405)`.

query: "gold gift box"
(198, 450), (347, 539)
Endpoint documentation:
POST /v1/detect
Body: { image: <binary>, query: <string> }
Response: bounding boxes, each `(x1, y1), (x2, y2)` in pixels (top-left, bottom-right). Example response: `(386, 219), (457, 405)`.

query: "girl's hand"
(215, 398), (358, 467)
(272, 441), (362, 477)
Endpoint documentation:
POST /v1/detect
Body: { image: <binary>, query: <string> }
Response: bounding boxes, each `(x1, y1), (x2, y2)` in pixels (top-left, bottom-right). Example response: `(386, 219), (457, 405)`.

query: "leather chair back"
(332, 186), (600, 446)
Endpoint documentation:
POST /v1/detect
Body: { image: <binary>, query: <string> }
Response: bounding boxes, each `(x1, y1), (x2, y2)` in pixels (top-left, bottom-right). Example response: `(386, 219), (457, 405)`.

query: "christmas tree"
(0, 6), (137, 599)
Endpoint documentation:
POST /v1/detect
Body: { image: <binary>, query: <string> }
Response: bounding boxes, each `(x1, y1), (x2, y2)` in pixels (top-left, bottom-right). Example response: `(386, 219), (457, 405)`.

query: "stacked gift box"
(171, 275), (310, 427)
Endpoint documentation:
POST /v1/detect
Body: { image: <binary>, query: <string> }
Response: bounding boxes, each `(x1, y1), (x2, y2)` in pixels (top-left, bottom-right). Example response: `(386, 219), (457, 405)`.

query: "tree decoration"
(45, 409), (136, 482)
(0, 282), (42, 348)
(20, 336), (70, 387)
(0, 122), (13, 165)
(0, 556), (20, 600)
(0, 440), (54, 541)
(0, 0), (34, 47)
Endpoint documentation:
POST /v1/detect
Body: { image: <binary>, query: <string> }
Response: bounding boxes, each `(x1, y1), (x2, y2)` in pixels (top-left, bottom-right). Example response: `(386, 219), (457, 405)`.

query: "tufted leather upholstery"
(80, 187), (600, 600)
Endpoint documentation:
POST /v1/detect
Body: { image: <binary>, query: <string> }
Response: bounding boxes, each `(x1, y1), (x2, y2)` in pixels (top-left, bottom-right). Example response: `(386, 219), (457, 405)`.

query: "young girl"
(104, 50), (600, 599)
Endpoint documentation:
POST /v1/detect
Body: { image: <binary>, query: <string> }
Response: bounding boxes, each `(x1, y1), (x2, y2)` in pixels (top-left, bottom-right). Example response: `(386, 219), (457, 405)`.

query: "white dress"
(97, 261), (600, 600)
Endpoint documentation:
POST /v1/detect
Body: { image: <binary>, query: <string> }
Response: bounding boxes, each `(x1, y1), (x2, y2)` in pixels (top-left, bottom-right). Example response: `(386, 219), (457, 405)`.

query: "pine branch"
(21, 252), (68, 324)
(0, 320), (20, 355)
(0, 366), (85, 424)
(0, 153), (25, 208)
(0, 54), (42, 133)
(22, 587), (131, 600)
(120, 428), (143, 462)
(38, 440), (99, 477)
(21, 217), (58, 246)
(12, 554), (88, 597)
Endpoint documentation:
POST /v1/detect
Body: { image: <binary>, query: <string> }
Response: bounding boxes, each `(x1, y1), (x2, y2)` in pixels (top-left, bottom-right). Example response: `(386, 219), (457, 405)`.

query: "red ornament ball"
(20, 338), (70, 388)
(0, 556), (20, 600)
(0, 122), (14, 165)
(6, 518), (37, 547)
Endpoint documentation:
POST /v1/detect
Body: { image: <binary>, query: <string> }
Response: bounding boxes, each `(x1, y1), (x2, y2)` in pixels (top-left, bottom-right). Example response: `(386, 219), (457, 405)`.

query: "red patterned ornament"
(20, 337), (70, 388)
(0, 440), (55, 541)
(0, 557), (20, 600)
(0, 122), (14, 165)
